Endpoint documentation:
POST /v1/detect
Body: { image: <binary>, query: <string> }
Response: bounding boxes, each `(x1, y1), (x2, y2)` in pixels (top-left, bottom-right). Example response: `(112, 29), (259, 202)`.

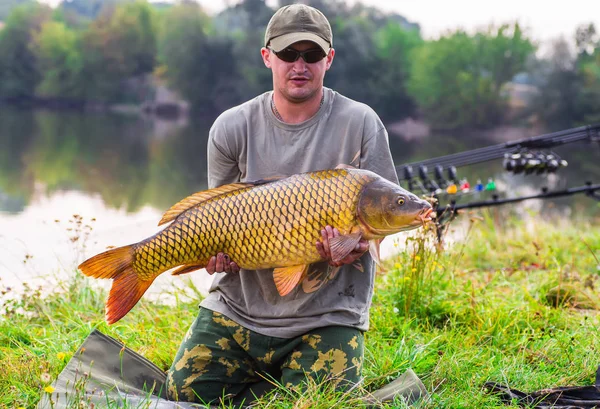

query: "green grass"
(2, 208), (600, 408)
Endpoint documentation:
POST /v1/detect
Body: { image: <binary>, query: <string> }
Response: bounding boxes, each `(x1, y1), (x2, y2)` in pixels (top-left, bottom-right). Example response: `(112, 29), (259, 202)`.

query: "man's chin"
(285, 88), (316, 102)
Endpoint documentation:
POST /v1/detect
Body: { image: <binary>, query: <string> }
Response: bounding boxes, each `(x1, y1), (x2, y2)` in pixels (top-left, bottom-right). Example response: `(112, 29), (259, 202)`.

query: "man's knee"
(281, 327), (364, 390)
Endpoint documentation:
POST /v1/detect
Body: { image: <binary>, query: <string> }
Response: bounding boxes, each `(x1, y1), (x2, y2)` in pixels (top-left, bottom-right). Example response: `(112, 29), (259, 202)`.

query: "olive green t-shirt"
(200, 87), (399, 338)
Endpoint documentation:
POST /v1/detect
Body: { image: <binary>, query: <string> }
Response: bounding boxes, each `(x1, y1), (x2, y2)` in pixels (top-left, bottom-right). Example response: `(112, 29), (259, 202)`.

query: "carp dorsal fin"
(273, 264), (309, 296)
(158, 183), (252, 226)
(329, 232), (362, 263)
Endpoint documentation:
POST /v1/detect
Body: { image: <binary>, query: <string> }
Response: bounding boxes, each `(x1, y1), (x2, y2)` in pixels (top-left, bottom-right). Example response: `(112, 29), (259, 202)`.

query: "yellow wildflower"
(44, 385), (55, 393)
(411, 268), (417, 272)
(57, 352), (66, 360)
(415, 255), (421, 261)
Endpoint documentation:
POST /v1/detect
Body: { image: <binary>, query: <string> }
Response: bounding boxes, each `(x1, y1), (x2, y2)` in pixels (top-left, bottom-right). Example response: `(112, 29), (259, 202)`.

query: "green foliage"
(0, 0), (598, 130)
(407, 24), (535, 130)
(30, 21), (84, 98)
(0, 3), (52, 101)
(370, 22), (422, 121)
(0, 0), (33, 21)
(531, 23), (600, 129)
(79, 0), (157, 102)
(58, 0), (129, 21)
(158, 2), (241, 115)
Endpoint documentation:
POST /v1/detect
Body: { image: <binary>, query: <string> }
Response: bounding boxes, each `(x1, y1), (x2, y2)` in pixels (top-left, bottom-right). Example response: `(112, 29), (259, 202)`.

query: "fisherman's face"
(262, 41), (335, 103)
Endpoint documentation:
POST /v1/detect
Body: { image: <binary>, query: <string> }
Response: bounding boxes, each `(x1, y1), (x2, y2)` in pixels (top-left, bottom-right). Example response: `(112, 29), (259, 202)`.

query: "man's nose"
(292, 57), (308, 70)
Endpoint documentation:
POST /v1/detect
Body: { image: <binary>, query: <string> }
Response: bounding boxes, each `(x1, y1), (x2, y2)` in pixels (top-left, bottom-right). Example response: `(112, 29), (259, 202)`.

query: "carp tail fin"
(78, 245), (153, 324)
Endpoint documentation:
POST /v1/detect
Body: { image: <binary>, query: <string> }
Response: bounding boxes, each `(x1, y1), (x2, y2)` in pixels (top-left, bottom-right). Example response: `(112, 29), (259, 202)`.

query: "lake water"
(1, 107), (598, 301)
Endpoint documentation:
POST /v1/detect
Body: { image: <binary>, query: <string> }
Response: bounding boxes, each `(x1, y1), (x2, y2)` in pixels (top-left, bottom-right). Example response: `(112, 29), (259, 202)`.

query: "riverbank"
(2, 211), (599, 408)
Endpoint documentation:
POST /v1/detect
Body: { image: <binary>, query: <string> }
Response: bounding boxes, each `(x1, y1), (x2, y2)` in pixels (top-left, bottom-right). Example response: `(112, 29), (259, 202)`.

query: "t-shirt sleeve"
(207, 119), (242, 189)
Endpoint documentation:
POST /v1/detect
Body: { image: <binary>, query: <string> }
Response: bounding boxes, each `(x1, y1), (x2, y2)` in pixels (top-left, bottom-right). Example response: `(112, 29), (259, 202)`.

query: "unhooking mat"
(36, 329), (429, 408)
(485, 365), (600, 408)
(36, 329), (205, 408)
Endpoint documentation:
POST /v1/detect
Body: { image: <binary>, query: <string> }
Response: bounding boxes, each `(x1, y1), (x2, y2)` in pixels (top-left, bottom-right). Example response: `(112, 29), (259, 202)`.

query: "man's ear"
(325, 48), (335, 71)
(261, 47), (272, 68)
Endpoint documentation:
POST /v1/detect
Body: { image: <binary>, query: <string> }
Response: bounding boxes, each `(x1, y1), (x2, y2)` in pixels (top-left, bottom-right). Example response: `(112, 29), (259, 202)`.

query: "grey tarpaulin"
(37, 329), (429, 408)
(36, 329), (206, 408)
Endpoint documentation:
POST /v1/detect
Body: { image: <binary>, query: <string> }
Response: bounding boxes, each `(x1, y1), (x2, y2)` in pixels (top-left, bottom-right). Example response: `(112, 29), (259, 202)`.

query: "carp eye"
(397, 198), (405, 206)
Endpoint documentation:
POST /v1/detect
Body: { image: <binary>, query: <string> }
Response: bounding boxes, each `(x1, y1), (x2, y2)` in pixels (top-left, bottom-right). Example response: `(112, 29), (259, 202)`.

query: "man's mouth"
(290, 77), (309, 85)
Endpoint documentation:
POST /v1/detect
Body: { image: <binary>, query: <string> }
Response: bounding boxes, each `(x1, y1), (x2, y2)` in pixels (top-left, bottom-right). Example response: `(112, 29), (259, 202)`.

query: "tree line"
(0, 0), (598, 130)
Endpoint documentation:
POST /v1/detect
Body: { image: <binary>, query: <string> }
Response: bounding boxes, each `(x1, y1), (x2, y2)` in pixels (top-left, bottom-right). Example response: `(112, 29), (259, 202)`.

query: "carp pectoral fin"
(171, 263), (205, 276)
(273, 264), (309, 296)
(369, 238), (386, 272)
(329, 232), (362, 263)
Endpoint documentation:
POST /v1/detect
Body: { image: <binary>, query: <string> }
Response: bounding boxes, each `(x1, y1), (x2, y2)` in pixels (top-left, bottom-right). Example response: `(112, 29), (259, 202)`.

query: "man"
(166, 3), (399, 405)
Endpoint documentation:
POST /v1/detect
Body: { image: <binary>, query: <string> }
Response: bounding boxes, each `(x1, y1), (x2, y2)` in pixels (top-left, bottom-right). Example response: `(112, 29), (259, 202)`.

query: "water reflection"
(0, 107), (598, 296)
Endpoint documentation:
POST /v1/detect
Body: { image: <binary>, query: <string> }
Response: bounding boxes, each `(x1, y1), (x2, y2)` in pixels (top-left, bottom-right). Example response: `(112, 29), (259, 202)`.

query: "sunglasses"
(269, 47), (327, 63)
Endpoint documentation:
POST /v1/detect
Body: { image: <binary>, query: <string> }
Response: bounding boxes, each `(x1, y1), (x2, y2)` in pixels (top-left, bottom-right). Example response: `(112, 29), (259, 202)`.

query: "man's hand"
(206, 252), (240, 275)
(316, 225), (369, 267)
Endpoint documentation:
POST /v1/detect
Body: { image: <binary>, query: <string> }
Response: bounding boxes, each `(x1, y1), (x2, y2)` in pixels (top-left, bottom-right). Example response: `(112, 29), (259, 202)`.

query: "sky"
(208, 0), (600, 45)
(36, 0), (600, 46)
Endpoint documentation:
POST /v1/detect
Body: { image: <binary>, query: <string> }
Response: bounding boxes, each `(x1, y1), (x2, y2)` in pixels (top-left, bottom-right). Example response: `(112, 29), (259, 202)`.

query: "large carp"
(79, 168), (433, 324)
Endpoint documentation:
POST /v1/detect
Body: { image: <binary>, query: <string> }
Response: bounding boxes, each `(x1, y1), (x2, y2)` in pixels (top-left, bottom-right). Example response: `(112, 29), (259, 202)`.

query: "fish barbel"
(79, 168), (433, 324)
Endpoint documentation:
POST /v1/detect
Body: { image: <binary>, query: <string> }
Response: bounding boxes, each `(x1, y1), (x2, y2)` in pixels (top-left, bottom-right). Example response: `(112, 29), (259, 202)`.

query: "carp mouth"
(365, 207), (435, 236)
(419, 208), (435, 224)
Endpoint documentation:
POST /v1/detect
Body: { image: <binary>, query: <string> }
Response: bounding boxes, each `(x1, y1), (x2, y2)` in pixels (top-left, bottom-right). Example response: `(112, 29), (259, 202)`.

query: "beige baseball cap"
(264, 4), (333, 54)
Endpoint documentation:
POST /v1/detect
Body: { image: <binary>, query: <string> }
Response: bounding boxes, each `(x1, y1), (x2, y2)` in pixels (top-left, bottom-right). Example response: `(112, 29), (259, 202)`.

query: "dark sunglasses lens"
(274, 48), (326, 63)
(276, 49), (299, 62)
(303, 50), (326, 63)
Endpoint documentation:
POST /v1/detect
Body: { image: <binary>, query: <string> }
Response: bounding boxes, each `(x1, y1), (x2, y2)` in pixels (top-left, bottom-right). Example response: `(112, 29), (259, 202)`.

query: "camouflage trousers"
(166, 307), (364, 405)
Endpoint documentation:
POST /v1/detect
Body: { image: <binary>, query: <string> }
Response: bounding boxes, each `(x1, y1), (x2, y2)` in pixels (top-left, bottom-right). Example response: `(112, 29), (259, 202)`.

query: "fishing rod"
(433, 182), (600, 239)
(392, 124), (600, 239)
(394, 123), (600, 195)
(396, 124), (600, 187)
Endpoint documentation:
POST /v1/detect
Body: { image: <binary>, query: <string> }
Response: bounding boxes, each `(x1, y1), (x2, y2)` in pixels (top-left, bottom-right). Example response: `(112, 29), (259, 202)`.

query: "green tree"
(79, 0), (157, 102)
(158, 1), (239, 115)
(214, 0), (273, 101)
(532, 24), (600, 129)
(0, 3), (52, 101)
(370, 22), (422, 121)
(30, 21), (85, 99)
(407, 24), (535, 130)
(0, 0), (33, 21)
(575, 23), (600, 124)
(58, 0), (128, 21)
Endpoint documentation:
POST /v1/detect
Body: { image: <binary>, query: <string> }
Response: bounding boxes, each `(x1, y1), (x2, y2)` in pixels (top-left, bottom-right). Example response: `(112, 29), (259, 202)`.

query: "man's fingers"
(223, 254), (232, 273)
(356, 241), (369, 252)
(215, 253), (224, 272)
(207, 253), (239, 274)
(206, 256), (216, 275)
(316, 241), (327, 259)
(320, 228), (330, 256)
